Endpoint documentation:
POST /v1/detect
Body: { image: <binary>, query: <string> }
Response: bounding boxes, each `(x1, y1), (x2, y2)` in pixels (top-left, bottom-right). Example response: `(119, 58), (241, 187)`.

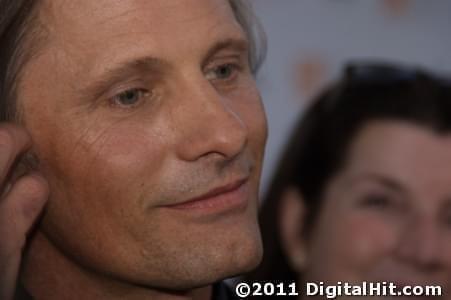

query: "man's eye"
(110, 88), (149, 107)
(205, 64), (239, 81)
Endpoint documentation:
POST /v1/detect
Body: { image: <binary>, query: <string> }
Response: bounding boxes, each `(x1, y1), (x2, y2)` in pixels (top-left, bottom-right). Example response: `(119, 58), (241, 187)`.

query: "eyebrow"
(200, 37), (250, 68)
(346, 173), (407, 194)
(79, 57), (169, 102)
(79, 37), (249, 101)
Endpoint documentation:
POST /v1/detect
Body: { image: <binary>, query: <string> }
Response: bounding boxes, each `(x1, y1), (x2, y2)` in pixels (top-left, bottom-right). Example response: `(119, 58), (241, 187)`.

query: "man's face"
(18, 0), (267, 289)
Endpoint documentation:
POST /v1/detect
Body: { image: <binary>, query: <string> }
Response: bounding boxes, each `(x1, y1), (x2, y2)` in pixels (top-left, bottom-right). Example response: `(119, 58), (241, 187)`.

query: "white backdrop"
(251, 0), (451, 196)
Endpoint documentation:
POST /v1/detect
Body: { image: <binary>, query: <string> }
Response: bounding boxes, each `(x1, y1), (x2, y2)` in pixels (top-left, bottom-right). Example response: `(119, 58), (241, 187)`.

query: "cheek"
(307, 211), (398, 282)
(90, 126), (165, 177)
(34, 116), (169, 227)
(340, 214), (397, 263)
(233, 87), (268, 157)
(34, 119), (172, 257)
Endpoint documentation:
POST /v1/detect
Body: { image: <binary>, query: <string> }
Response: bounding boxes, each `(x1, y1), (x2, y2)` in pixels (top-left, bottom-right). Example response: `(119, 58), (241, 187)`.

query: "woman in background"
(247, 62), (451, 299)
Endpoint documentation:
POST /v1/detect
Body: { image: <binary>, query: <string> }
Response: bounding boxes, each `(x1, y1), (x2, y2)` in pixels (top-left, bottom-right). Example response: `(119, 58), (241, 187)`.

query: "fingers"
(0, 174), (49, 247)
(0, 124), (48, 300)
(0, 124), (32, 187)
(0, 173), (49, 300)
(0, 252), (21, 300)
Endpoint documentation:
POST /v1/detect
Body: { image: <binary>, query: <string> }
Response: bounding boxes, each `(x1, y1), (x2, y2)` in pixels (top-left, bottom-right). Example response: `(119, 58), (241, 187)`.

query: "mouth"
(162, 178), (250, 215)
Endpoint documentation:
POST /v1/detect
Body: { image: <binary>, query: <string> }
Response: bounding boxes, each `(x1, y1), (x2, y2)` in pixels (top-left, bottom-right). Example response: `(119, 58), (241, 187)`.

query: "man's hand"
(0, 124), (48, 300)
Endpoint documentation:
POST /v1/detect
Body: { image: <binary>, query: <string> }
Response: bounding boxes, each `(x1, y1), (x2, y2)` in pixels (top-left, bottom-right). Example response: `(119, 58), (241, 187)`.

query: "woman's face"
(302, 120), (451, 295)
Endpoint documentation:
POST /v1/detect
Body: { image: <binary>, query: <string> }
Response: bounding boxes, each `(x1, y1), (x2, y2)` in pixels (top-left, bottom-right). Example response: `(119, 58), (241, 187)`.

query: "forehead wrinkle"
(38, 0), (80, 40)
(170, 0), (233, 26)
(42, 0), (119, 26)
(92, 4), (147, 28)
(36, 0), (96, 73)
(178, 1), (246, 46)
(40, 0), (132, 50)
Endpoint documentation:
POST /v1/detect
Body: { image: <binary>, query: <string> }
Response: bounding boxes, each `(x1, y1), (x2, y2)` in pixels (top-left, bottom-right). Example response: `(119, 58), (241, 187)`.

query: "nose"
(174, 76), (248, 162)
(395, 213), (444, 270)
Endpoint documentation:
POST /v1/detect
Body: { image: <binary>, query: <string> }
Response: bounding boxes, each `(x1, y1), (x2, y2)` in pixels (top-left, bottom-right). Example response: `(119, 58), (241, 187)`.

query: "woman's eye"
(111, 88), (149, 107)
(359, 194), (392, 209)
(206, 64), (239, 81)
(444, 211), (451, 227)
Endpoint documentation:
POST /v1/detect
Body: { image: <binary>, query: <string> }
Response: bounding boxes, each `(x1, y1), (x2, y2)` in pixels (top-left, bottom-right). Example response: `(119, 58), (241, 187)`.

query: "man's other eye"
(110, 88), (149, 107)
(205, 64), (240, 81)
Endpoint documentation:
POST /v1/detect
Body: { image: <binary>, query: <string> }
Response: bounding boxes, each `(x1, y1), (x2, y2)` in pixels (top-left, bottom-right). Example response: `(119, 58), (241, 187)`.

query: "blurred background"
(251, 0), (451, 196)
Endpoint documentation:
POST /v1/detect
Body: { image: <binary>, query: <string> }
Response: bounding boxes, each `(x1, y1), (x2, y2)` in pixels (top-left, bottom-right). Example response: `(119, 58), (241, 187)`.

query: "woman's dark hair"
(246, 61), (451, 293)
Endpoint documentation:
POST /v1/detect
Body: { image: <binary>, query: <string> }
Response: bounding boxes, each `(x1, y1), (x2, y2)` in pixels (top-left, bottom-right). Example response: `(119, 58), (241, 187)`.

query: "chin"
(151, 224), (263, 291)
(220, 207), (263, 271)
(222, 232), (263, 278)
(117, 195), (264, 291)
(210, 222), (263, 282)
(181, 192), (263, 285)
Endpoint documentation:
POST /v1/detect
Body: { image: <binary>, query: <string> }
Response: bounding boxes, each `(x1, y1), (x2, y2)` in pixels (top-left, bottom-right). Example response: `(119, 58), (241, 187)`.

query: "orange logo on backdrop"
(382, 0), (412, 17)
(296, 54), (329, 104)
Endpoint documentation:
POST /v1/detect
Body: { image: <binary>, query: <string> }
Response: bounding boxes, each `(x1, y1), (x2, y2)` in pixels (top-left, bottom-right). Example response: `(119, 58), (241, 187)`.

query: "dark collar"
(14, 282), (33, 300)
(212, 281), (239, 300)
(15, 281), (237, 300)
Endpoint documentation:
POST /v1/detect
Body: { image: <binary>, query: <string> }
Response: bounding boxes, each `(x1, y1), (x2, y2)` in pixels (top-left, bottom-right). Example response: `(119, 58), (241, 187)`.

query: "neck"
(21, 231), (212, 300)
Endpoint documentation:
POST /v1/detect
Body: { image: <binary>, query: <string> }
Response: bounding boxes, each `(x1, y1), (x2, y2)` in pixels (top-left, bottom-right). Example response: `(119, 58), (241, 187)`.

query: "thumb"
(0, 173), (48, 300)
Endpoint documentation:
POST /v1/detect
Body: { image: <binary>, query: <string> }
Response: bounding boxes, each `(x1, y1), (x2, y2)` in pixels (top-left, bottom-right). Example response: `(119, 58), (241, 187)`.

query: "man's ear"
(278, 187), (308, 272)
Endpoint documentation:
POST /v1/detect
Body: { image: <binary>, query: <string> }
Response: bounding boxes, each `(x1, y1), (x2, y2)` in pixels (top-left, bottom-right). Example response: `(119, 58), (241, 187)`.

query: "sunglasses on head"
(344, 61), (451, 88)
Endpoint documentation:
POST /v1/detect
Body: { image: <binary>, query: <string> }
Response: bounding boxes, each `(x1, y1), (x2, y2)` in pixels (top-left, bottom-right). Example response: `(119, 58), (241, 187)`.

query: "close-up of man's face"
(16, 0), (267, 291)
